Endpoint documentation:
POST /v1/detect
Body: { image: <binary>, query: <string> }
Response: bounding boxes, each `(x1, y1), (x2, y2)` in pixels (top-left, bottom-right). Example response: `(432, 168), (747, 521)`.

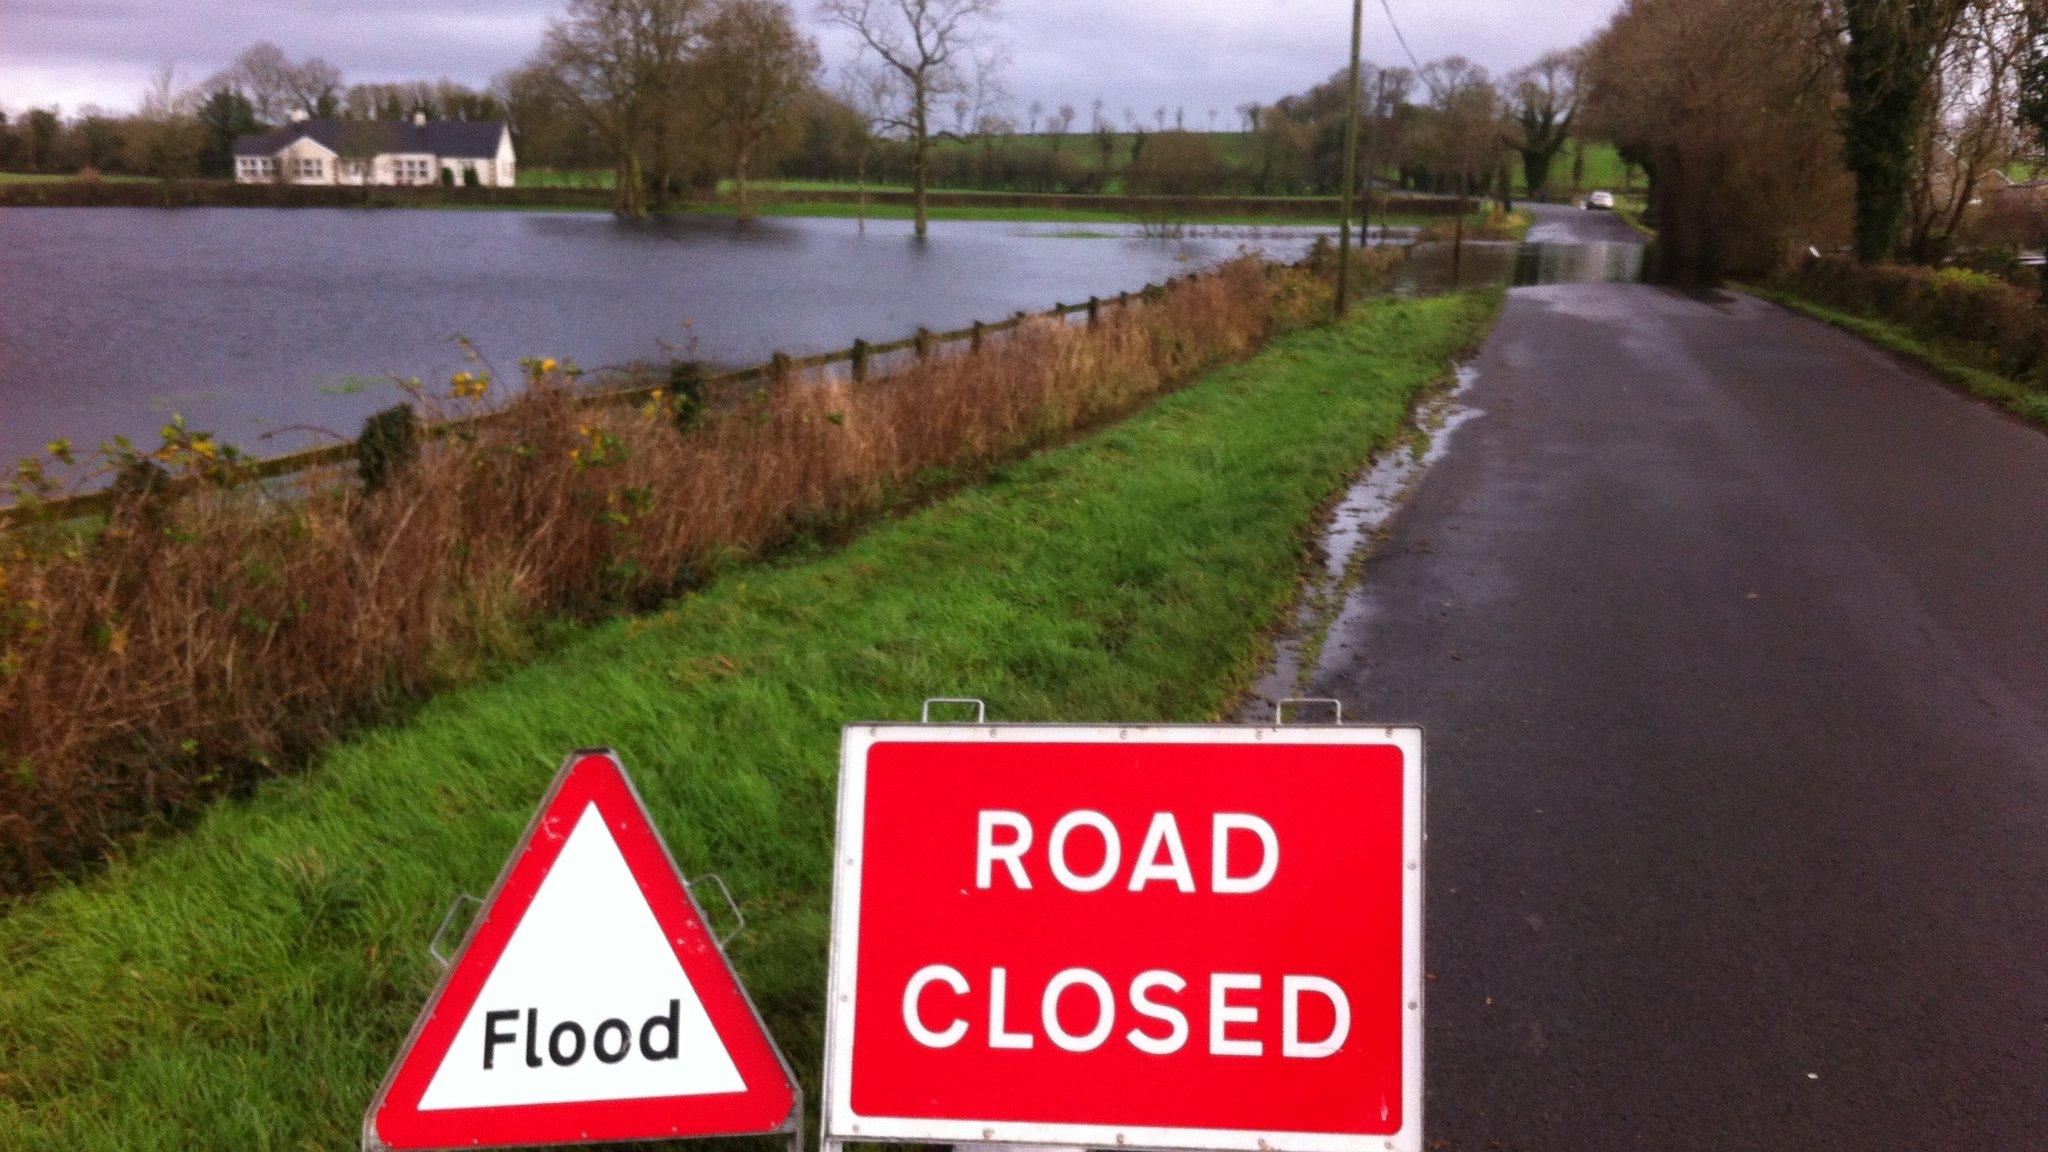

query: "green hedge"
(1775, 256), (2047, 383)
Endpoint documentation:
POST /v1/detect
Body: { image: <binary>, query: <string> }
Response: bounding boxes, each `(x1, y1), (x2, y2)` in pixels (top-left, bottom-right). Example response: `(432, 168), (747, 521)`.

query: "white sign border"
(821, 723), (1425, 1152)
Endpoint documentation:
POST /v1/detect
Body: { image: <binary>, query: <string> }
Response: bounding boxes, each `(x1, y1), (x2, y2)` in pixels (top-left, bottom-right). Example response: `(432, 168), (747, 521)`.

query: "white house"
(233, 112), (516, 188)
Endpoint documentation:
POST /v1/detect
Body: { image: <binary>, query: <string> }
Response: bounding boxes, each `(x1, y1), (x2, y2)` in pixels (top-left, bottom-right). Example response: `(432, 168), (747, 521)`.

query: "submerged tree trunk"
(856, 143), (871, 236)
(1451, 213), (1465, 286)
(734, 146), (752, 223)
(911, 76), (931, 240)
(613, 147), (647, 219)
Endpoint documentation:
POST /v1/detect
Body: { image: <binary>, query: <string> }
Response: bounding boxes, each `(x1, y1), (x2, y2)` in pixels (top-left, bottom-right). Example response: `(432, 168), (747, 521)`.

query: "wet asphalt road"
(1313, 204), (2048, 1148)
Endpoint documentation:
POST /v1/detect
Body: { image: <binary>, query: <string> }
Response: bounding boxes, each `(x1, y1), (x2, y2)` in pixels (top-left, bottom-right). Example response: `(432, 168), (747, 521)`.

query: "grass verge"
(1749, 286), (2048, 430)
(0, 289), (1501, 1149)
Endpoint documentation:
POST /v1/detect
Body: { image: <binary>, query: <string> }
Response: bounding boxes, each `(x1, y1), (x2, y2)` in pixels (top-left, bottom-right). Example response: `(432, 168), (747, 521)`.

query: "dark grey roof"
(233, 119), (506, 159)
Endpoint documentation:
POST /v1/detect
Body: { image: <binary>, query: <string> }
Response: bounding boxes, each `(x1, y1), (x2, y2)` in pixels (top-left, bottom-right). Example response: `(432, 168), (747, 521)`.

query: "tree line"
(1580, 0), (2048, 281)
(1, 0), (1618, 231)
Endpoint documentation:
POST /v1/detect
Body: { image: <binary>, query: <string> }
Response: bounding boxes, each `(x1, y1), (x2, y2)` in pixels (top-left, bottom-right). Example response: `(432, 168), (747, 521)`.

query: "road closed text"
(895, 809), (1351, 1058)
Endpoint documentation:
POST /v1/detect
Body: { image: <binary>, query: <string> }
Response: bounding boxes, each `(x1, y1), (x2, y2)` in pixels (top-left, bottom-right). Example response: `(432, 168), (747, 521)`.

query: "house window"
(293, 157), (325, 181)
(394, 158), (431, 184)
(238, 157), (275, 179)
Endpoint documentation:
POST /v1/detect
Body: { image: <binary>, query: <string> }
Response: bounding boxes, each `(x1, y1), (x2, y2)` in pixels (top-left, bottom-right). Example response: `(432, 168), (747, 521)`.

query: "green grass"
(1515, 140), (1634, 195)
(0, 171), (151, 185)
(516, 166), (618, 189)
(538, 135), (1635, 201)
(1751, 286), (2048, 430)
(0, 289), (1503, 1150)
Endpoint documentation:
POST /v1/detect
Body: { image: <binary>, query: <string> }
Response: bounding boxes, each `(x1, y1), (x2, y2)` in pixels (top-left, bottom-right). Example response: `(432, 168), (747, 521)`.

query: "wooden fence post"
(915, 327), (933, 358)
(771, 351), (791, 385)
(851, 339), (869, 383)
(1087, 296), (1101, 328)
(971, 321), (985, 353)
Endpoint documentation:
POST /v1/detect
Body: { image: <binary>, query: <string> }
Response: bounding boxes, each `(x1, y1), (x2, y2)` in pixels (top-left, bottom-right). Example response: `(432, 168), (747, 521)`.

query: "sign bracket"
(921, 697), (987, 724)
(1275, 697), (1344, 725)
(427, 893), (482, 970)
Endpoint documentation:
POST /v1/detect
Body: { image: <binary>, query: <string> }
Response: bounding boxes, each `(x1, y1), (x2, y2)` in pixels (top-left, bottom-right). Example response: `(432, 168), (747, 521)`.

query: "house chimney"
(412, 110), (428, 127)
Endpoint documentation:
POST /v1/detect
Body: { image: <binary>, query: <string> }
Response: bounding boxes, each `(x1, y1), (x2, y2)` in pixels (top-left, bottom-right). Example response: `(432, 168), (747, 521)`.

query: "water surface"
(0, 209), (1324, 465)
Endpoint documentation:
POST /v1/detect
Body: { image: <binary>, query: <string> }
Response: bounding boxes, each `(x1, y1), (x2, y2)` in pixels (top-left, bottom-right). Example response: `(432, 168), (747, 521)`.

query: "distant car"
(1586, 191), (1617, 211)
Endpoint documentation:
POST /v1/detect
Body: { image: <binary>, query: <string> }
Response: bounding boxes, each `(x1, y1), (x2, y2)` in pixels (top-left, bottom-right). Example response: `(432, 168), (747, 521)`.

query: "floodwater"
(1240, 363), (1484, 719)
(1396, 238), (1647, 296)
(0, 209), (1327, 465)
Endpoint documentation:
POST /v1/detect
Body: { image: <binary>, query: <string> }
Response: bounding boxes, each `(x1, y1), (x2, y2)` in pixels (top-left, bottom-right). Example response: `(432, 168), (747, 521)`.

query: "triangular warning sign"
(366, 751), (798, 1151)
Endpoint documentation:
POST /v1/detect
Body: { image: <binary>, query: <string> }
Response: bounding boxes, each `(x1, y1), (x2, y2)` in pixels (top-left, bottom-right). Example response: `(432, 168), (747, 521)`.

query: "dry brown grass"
(0, 257), (1331, 892)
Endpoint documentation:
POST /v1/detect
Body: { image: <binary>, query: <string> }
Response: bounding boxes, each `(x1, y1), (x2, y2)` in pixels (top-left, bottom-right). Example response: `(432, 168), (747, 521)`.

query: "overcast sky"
(0, 0), (1623, 119)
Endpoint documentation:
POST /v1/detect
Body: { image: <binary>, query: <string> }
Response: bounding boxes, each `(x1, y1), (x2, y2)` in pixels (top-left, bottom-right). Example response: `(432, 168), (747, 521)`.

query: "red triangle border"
(367, 751), (798, 1150)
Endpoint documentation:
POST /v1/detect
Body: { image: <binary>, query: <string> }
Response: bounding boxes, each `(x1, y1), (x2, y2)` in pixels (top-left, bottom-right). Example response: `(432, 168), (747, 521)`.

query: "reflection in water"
(1512, 241), (1645, 286)
(1396, 239), (1646, 296)
(0, 209), (1322, 464)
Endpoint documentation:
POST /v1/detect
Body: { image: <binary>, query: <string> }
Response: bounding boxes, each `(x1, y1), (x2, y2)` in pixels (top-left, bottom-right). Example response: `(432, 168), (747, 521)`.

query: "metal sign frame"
(820, 708), (1426, 1152)
(362, 749), (805, 1152)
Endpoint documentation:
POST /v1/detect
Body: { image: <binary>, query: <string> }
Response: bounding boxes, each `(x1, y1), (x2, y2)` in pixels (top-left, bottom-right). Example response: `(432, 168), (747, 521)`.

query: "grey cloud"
(2, 0), (1620, 115)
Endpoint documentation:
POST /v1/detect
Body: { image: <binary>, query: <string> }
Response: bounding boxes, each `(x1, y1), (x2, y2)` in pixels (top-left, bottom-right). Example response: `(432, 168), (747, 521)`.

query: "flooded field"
(0, 209), (1325, 464)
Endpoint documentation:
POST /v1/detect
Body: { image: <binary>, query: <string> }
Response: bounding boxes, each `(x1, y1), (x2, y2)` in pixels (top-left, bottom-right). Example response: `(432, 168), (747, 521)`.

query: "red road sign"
(822, 724), (1424, 1152)
(365, 751), (799, 1151)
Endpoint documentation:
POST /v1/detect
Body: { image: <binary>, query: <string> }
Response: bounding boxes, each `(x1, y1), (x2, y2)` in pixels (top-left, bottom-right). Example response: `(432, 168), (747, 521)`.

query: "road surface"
(1314, 203), (2048, 1148)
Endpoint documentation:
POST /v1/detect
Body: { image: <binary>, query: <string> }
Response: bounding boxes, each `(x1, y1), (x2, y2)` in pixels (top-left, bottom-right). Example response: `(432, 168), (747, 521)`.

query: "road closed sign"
(364, 751), (799, 1151)
(822, 723), (1424, 1152)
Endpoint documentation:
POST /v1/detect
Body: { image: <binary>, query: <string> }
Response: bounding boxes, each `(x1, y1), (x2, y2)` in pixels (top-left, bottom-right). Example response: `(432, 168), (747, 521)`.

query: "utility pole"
(1335, 0), (1366, 317)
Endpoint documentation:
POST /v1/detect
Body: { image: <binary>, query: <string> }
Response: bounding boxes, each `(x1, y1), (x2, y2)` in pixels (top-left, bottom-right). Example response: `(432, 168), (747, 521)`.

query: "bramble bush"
(0, 256), (1349, 893)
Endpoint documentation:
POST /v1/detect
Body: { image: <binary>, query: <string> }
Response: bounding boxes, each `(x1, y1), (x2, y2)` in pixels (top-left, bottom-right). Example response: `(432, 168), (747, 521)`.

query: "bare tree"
(1905, 0), (2031, 260)
(285, 57), (345, 118)
(130, 63), (202, 197)
(1408, 56), (1506, 276)
(1027, 99), (1043, 135)
(531, 0), (704, 218)
(697, 0), (821, 221)
(1506, 49), (1583, 199)
(1583, 0), (1849, 282)
(819, 0), (1001, 239)
(841, 59), (898, 233)
(1049, 103), (1077, 151)
(226, 42), (298, 125)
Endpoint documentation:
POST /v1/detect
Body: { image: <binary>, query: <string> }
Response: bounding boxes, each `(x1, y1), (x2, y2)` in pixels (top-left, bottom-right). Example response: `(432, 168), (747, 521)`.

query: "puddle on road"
(1239, 362), (1483, 721)
(1396, 238), (1646, 296)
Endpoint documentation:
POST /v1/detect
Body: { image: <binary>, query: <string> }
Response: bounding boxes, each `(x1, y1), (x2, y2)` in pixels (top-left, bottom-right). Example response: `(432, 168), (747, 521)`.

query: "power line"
(1378, 0), (1424, 73)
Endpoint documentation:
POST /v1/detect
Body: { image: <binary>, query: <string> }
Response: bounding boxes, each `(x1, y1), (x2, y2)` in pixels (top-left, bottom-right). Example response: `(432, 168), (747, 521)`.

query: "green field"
(0, 288), (1502, 1149)
(1517, 140), (1634, 195)
(523, 135), (1634, 197)
(0, 170), (151, 185)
